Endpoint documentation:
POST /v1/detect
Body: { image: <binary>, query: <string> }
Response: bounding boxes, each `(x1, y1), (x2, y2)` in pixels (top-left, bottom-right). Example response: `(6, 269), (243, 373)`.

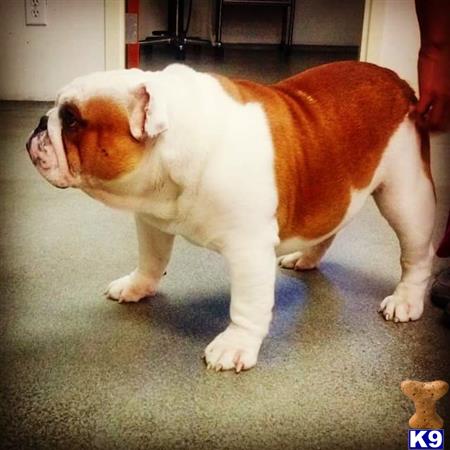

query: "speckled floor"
(0, 48), (449, 450)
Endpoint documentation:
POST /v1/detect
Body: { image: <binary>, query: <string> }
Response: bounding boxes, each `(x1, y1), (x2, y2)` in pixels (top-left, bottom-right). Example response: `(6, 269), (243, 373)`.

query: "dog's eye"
(60, 104), (82, 130)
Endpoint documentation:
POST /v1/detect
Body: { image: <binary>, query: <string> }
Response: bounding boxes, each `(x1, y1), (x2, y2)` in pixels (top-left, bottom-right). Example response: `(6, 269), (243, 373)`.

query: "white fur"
(63, 65), (279, 371)
(28, 64), (435, 372)
(373, 119), (435, 322)
(278, 119), (435, 322)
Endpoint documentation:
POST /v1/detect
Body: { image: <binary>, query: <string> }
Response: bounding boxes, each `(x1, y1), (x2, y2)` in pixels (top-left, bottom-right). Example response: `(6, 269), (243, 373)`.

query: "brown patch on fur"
(62, 97), (145, 180)
(217, 61), (417, 240)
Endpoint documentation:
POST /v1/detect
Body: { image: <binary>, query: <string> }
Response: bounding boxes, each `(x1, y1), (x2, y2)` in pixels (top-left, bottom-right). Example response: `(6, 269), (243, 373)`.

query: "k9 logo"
(408, 429), (444, 449)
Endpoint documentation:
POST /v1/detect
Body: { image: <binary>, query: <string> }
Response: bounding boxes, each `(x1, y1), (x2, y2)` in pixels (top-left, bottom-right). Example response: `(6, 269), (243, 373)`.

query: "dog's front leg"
(106, 213), (174, 303)
(204, 238), (276, 372)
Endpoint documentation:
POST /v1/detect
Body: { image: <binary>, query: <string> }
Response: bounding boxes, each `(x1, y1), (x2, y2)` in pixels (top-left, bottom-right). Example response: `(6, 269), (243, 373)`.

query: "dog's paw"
(105, 270), (157, 303)
(278, 252), (302, 269)
(278, 251), (318, 271)
(378, 292), (424, 322)
(204, 326), (262, 373)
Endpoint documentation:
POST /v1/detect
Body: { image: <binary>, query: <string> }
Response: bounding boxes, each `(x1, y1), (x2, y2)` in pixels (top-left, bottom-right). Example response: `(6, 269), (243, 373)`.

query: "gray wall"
(139, 0), (365, 46)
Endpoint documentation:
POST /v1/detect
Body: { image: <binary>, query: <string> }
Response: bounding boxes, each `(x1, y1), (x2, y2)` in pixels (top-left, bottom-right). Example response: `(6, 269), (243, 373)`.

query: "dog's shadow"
(118, 260), (395, 345)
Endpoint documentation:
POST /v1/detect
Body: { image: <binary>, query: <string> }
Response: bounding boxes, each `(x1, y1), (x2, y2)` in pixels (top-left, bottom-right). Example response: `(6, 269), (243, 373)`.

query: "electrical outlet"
(25, 0), (48, 26)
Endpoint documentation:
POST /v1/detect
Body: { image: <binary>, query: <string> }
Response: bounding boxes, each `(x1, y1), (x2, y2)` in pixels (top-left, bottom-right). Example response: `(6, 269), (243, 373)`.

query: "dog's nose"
(26, 115), (48, 151)
(36, 115), (48, 133)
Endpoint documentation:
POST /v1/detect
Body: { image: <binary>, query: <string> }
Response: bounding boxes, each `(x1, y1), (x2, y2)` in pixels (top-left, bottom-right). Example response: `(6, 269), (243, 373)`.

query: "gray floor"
(1, 48), (449, 450)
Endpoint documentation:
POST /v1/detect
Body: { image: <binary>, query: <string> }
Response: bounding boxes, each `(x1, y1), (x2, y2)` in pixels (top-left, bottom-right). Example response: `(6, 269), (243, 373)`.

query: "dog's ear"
(128, 82), (168, 141)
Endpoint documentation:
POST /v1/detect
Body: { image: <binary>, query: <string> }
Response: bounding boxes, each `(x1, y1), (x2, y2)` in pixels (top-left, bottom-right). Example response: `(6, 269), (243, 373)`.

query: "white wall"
(362, 0), (420, 90)
(0, 0), (423, 100)
(362, 0), (449, 238)
(0, 0), (364, 101)
(0, 0), (105, 101)
(105, 0), (125, 71)
(139, 0), (365, 47)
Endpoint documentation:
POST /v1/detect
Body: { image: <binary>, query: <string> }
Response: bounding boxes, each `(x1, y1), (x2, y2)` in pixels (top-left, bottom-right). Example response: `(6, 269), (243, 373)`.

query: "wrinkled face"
(26, 69), (168, 189)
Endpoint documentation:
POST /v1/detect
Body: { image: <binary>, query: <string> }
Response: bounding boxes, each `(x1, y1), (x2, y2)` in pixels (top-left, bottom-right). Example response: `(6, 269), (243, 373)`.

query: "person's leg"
(431, 209), (450, 326)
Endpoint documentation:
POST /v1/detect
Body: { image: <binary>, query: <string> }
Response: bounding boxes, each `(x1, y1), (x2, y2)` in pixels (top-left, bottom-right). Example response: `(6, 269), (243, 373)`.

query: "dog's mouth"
(28, 130), (58, 171)
(26, 111), (79, 189)
(27, 130), (69, 189)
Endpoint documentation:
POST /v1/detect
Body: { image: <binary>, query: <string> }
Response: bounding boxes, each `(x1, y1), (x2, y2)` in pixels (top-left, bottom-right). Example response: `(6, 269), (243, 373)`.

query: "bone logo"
(401, 380), (448, 450)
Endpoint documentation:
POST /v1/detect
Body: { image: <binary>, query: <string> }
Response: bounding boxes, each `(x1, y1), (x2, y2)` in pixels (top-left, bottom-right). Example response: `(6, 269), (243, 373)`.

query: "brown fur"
(217, 61), (418, 240)
(62, 97), (145, 181)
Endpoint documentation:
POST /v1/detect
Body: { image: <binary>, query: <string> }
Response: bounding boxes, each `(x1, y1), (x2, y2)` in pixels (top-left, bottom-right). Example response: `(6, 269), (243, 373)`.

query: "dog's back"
(217, 61), (423, 240)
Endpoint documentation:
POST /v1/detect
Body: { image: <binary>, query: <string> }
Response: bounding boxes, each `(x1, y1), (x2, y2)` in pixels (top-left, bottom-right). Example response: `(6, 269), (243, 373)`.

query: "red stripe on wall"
(127, 0), (139, 15)
(126, 43), (140, 69)
(126, 0), (140, 68)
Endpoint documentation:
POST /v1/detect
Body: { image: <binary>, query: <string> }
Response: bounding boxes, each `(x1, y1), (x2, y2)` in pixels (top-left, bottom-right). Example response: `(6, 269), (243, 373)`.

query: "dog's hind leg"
(278, 236), (335, 270)
(374, 121), (435, 322)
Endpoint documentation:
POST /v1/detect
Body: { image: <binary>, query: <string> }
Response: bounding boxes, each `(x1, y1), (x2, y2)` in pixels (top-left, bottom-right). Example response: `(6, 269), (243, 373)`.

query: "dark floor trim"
(0, 100), (53, 106)
(206, 43), (359, 53)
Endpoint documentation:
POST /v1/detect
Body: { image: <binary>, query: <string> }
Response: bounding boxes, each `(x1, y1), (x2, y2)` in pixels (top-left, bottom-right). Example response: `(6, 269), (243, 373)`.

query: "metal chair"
(214, 0), (296, 56)
(140, 0), (211, 60)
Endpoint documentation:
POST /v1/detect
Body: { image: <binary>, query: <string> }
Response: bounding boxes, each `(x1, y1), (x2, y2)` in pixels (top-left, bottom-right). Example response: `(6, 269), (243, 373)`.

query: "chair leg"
(215, 0), (224, 49)
(280, 5), (288, 50)
(176, 43), (186, 60)
(288, 0), (296, 48)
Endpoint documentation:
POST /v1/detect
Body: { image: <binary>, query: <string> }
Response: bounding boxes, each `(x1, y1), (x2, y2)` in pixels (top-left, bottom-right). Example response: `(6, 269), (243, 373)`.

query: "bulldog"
(26, 61), (435, 372)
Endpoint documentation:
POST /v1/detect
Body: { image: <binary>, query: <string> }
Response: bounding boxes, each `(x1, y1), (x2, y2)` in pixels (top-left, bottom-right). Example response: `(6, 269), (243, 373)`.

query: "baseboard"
(219, 43), (359, 53)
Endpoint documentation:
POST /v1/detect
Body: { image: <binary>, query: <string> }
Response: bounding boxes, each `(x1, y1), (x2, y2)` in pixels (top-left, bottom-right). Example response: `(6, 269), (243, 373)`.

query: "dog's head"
(26, 69), (168, 189)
